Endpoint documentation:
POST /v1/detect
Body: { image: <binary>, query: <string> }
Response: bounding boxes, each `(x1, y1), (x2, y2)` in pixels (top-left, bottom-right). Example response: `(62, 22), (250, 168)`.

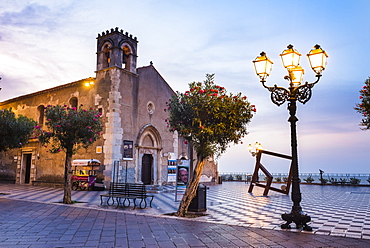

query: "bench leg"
(107, 197), (115, 206)
(100, 196), (115, 206)
(138, 198), (146, 209)
(132, 198), (138, 210)
(115, 197), (122, 209)
(116, 197), (131, 208)
(148, 196), (154, 208)
(123, 198), (131, 207)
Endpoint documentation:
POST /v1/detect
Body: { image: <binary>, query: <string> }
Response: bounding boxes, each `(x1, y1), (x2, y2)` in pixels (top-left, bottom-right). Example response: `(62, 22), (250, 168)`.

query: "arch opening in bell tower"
(122, 45), (131, 71)
(102, 42), (111, 68)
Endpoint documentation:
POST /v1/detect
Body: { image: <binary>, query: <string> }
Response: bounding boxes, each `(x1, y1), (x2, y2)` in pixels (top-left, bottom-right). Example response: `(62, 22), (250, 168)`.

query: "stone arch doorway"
(137, 124), (162, 185)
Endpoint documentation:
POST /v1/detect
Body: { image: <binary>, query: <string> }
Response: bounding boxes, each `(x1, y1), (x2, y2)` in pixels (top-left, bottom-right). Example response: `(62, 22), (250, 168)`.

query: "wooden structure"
(248, 149), (292, 196)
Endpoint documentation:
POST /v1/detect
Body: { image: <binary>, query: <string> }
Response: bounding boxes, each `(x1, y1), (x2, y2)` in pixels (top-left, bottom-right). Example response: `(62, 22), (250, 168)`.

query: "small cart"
(71, 159), (103, 191)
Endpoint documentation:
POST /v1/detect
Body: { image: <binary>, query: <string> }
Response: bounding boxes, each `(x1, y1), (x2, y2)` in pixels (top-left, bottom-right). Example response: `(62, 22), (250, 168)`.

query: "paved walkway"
(1, 182), (370, 247)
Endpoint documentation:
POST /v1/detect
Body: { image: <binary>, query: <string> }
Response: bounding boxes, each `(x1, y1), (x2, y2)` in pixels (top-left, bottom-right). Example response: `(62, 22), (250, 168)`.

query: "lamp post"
(252, 44), (328, 231)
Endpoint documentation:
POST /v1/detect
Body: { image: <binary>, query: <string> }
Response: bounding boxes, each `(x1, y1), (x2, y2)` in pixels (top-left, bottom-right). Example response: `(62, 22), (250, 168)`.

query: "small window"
(69, 97), (78, 108)
(37, 105), (45, 125)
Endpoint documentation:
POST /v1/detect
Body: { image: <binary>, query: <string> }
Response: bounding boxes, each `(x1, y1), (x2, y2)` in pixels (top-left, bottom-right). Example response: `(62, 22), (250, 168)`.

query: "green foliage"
(355, 77), (370, 129)
(303, 174), (314, 183)
(319, 178), (328, 184)
(330, 178), (338, 184)
(36, 105), (103, 154)
(166, 74), (255, 159)
(350, 177), (360, 185)
(339, 178), (348, 184)
(0, 109), (36, 152)
(275, 177), (282, 183)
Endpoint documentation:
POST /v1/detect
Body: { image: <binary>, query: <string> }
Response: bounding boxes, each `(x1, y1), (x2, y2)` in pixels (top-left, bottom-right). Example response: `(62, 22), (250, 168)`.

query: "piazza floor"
(1, 182), (370, 247)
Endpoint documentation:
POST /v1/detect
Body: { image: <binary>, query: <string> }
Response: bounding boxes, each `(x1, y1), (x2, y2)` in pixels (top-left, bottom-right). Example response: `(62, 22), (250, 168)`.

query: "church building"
(0, 27), (218, 186)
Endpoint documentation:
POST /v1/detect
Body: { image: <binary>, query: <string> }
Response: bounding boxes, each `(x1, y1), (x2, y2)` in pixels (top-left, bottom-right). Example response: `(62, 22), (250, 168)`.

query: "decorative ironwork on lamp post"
(252, 44), (328, 231)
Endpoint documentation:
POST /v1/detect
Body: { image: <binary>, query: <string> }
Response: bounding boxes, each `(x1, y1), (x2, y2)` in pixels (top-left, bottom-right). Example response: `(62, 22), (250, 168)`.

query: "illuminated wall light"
(84, 81), (95, 87)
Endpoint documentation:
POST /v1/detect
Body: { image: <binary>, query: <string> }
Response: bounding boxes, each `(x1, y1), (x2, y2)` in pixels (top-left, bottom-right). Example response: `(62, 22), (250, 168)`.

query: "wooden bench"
(100, 183), (154, 209)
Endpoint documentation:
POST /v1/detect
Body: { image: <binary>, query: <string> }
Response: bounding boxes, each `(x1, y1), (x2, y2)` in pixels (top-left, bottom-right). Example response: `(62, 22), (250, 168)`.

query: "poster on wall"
(167, 160), (177, 183)
(123, 140), (133, 160)
(175, 159), (190, 201)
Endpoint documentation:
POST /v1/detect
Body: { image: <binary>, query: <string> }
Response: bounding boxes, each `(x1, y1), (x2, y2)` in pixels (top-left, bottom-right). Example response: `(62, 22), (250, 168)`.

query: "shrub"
(350, 177), (360, 185)
(303, 174), (314, 183)
(319, 178), (328, 184)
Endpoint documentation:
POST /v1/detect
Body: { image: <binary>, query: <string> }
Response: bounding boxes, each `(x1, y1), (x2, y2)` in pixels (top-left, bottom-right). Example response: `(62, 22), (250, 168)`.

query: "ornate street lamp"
(248, 142), (262, 157)
(252, 44), (328, 231)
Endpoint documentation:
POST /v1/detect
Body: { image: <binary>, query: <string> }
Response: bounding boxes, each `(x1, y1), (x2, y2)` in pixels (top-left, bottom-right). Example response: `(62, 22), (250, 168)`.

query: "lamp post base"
(281, 207), (312, 231)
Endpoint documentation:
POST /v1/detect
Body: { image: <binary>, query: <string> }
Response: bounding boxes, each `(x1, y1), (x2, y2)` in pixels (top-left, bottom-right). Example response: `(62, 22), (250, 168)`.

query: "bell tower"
(96, 27), (138, 73)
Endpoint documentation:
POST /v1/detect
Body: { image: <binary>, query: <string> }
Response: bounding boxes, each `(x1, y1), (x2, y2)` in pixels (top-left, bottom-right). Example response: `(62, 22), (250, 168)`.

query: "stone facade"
(0, 27), (218, 186)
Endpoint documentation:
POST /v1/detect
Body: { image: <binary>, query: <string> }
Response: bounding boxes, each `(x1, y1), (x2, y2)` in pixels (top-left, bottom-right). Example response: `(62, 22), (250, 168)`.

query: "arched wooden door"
(141, 154), (153, 185)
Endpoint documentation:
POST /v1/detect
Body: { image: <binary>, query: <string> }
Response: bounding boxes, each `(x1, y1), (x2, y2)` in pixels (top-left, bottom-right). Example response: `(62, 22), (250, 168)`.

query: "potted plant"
(330, 178), (338, 185)
(350, 177), (360, 185)
(319, 178), (328, 185)
(339, 178), (348, 185)
(303, 174), (314, 184)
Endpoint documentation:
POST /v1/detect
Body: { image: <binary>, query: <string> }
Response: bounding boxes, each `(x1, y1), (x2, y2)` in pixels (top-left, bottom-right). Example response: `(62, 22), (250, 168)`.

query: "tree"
(166, 74), (255, 216)
(0, 109), (36, 152)
(36, 105), (103, 204)
(355, 77), (370, 129)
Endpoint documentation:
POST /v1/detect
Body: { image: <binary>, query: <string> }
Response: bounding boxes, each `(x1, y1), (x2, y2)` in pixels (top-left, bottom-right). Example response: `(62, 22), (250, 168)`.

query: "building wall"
(0, 78), (105, 183)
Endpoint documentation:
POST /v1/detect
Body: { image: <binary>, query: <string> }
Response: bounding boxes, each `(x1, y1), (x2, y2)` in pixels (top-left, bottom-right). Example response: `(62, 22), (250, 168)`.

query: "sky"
(0, 0), (369, 174)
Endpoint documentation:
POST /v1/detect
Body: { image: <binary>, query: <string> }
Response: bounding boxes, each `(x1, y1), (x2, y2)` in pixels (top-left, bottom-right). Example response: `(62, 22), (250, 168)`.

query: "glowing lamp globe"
(307, 44), (328, 75)
(253, 52), (273, 80)
(288, 65), (304, 86)
(280, 44), (301, 69)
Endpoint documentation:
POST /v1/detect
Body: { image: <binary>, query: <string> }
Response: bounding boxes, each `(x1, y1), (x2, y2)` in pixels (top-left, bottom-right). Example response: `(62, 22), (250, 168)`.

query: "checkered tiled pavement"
(1, 181), (370, 246)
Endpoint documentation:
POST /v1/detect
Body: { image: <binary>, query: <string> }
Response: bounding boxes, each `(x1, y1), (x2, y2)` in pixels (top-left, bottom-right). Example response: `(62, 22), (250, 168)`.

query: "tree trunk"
(63, 148), (73, 204)
(175, 154), (205, 217)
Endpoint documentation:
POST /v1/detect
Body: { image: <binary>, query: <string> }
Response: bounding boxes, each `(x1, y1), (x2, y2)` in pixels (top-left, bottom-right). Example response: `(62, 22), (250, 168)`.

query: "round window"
(147, 101), (155, 114)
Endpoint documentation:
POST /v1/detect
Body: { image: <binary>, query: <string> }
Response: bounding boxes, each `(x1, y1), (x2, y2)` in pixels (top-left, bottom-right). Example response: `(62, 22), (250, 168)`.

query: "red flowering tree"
(166, 74), (256, 216)
(355, 77), (370, 129)
(36, 105), (103, 204)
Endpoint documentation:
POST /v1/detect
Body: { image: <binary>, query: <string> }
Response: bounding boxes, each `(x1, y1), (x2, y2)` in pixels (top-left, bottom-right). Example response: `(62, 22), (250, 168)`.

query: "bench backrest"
(125, 183), (147, 197)
(109, 182), (147, 197)
(109, 183), (126, 194)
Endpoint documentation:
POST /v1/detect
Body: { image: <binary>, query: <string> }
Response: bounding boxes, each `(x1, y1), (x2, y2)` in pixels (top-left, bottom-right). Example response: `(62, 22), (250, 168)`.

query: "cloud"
(0, 3), (54, 27)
